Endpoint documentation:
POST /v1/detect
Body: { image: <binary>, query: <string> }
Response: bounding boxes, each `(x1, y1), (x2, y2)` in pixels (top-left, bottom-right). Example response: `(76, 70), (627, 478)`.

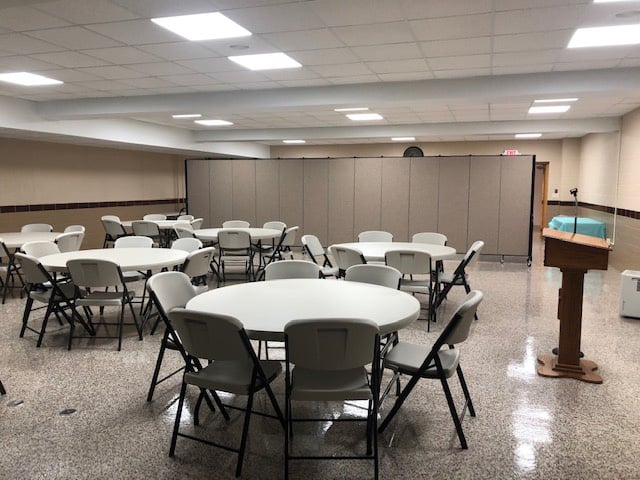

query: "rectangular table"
(548, 216), (606, 239)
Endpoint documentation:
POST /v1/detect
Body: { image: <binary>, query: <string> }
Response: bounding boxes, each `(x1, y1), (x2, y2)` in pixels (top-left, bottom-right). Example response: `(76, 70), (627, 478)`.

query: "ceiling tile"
(82, 46), (162, 65)
(491, 64), (554, 75)
(226, 3), (325, 33)
(0, 6), (71, 31)
(310, 62), (374, 77)
(420, 37), (492, 58)
(159, 73), (220, 86)
(410, 14), (493, 41)
(175, 57), (237, 73)
(28, 26), (122, 49)
(110, 0), (218, 17)
(74, 79), (134, 91)
(138, 42), (218, 61)
(78, 65), (147, 79)
(128, 62), (194, 76)
(429, 54), (491, 70)
(86, 19), (179, 45)
(400, 0), (494, 19)
(0, 33), (66, 55)
(309, 0), (406, 27)
(378, 72), (434, 82)
(34, 0), (140, 24)
(494, 6), (585, 35)
(261, 68), (320, 81)
(262, 29), (344, 51)
(432, 67), (492, 79)
(332, 22), (415, 46)
(352, 43), (422, 62)
(119, 77), (177, 89)
(199, 36), (280, 57)
(0, 55), (59, 71)
(367, 58), (429, 74)
(208, 70), (270, 83)
(493, 30), (573, 53)
(492, 51), (560, 67)
(31, 51), (109, 68)
(39, 68), (104, 82)
(278, 78), (331, 88)
(289, 48), (360, 66)
(326, 74), (379, 84)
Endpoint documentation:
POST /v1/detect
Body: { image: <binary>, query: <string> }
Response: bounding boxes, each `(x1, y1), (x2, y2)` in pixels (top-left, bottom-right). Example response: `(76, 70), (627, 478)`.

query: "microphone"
(570, 188), (579, 234)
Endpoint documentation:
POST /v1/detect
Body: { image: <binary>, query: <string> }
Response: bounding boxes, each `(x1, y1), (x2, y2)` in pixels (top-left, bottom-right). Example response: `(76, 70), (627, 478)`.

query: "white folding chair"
(222, 220), (250, 228)
(264, 259), (320, 281)
(143, 214), (167, 221)
(55, 231), (84, 253)
(330, 245), (366, 277)
(301, 234), (339, 278)
(21, 223), (53, 233)
(412, 232), (447, 246)
(177, 214), (194, 221)
(358, 230), (393, 242)
(345, 264), (401, 289)
(64, 225), (86, 233)
(21, 241), (60, 258)
(171, 237), (202, 253)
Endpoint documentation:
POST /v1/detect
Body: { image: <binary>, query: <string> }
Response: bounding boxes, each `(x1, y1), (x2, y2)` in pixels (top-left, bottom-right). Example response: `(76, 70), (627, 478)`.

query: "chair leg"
(236, 388), (255, 477)
(19, 297), (34, 338)
(378, 372), (422, 433)
(36, 302), (55, 347)
(456, 365), (475, 417)
(0, 380), (6, 395)
(439, 375), (467, 449)
(147, 328), (170, 401)
(169, 380), (187, 457)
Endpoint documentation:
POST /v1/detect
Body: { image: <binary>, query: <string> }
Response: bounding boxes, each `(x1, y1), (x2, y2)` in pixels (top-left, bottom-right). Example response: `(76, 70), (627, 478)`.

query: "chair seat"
(399, 279), (431, 295)
(439, 271), (469, 285)
(121, 271), (147, 282)
(29, 282), (77, 304)
(185, 359), (282, 395)
(76, 290), (134, 307)
(290, 366), (372, 401)
(384, 342), (460, 378)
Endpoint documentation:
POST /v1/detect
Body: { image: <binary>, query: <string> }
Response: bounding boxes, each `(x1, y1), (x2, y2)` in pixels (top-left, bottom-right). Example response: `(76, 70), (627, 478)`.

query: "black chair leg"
(169, 380), (187, 457)
(439, 375), (467, 449)
(147, 329), (170, 401)
(456, 365), (475, 417)
(0, 380), (6, 395)
(36, 303), (55, 347)
(236, 389), (255, 477)
(19, 297), (34, 338)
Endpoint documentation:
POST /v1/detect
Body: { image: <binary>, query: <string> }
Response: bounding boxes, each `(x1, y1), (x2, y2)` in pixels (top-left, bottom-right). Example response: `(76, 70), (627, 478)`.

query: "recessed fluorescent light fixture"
(568, 24), (640, 48)
(151, 12), (251, 41)
(282, 140), (306, 144)
(346, 113), (383, 121)
(528, 105), (571, 114)
(0, 72), (62, 86)
(534, 98), (578, 103)
(334, 107), (369, 112)
(515, 133), (542, 139)
(194, 119), (233, 126)
(172, 114), (202, 119)
(392, 137), (415, 141)
(228, 52), (301, 71)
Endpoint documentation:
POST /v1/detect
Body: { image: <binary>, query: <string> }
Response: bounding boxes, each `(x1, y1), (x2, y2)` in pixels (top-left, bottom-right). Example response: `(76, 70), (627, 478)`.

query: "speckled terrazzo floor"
(1, 236), (639, 480)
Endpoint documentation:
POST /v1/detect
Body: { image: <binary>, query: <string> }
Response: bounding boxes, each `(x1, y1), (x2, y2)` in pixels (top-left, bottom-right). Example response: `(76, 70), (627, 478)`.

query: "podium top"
(543, 228), (610, 251)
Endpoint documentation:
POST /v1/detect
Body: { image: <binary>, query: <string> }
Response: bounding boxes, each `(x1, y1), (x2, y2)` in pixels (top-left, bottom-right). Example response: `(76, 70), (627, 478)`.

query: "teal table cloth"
(548, 216), (606, 239)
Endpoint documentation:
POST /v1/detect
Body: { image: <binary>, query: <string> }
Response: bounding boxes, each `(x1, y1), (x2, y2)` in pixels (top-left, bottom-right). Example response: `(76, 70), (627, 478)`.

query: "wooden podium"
(537, 228), (610, 384)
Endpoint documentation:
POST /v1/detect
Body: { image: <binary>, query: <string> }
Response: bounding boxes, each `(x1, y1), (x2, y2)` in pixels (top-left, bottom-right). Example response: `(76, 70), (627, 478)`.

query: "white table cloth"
(186, 278), (421, 341)
(40, 248), (188, 273)
(329, 242), (456, 262)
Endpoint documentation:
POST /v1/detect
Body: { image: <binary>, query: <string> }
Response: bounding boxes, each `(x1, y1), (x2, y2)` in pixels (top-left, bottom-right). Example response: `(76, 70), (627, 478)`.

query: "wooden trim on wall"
(546, 201), (640, 220)
(0, 198), (185, 214)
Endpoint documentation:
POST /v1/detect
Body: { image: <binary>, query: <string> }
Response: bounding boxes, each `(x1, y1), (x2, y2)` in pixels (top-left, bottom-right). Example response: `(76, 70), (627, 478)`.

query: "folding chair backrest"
(55, 232), (84, 253)
(281, 226), (299, 248)
(0, 240), (10, 258)
(182, 247), (215, 278)
(21, 241), (60, 258)
(264, 260), (320, 280)
(345, 264), (401, 289)
(114, 236), (153, 248)
(263, 221), (286, 231)
(14, 252), (50, 285)
(464, 240), (484, 270)
(21, 223), (53, 233)
(177, 214), (194, 221)
(358, 230), (393, 242)
(285, 318), (379, 371)
(412, 232), (447, 246)
(222, 220), (250, 228)
(169, 308), (250, 362)
(143, 214), (166, 221)
(385, 250), (431, 275)
(330, 246), (366, 271)
(218, 230), (251, 250)
(301, 234), (325, 258)
(132, 220), (160, 237)
(67, 259), (123, 289)
(444, 290), (483, 345)
(171, 237), (202, 252)
(191, 218), (204, 230)
(101, 219), (126, 238)
(101, 215), (120, 222)
(64, 225), (86, 233)
(174, 224), (195, 239)
(147, 271), (197, 318)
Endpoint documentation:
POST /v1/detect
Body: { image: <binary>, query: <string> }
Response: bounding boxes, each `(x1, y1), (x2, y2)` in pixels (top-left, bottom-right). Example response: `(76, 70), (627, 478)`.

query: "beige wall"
(0, 138), (185, 248)
(579, 132), (619, 207)
(619, 108), (640, 211)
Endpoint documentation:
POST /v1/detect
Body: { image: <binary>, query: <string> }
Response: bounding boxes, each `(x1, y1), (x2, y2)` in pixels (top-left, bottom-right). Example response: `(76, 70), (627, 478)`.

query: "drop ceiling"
(1, 0), (640, 151)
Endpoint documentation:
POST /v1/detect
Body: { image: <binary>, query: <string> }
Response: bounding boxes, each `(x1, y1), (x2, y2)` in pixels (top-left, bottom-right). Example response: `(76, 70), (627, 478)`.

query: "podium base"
(536, 354), (602, 384)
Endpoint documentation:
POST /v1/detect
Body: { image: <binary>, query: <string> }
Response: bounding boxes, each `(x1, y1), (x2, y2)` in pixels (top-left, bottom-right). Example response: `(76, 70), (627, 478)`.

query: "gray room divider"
(186, 155), (535, 262)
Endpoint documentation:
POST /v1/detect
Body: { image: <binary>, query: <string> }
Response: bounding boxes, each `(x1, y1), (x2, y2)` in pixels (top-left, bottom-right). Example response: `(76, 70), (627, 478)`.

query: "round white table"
(1, 232), (61, 249)
(194, 227), (282, 243)
(186, 278), (421, 341)
(40, 248), (188, 273)
(330, 242), (456, 262)
(121, 220), (191, 230)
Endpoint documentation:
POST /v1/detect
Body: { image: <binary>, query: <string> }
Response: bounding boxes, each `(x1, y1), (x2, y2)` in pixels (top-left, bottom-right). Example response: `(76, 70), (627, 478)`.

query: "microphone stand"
(571, 189), (578, 234)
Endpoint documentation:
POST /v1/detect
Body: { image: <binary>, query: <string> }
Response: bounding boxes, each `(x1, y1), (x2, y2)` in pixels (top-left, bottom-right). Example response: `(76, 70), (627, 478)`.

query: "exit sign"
(502, 149), (520, 155)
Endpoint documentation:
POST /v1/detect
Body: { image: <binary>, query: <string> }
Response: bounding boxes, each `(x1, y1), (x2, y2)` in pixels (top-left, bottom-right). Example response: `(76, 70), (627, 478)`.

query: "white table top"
(186, 278), (421, 341)
(40, 248), (188, 273)
(121, 220), (191, 230)
(194, 227), (282, 242)
(330, 242), (457, 262)
(1, 232), (61, 249)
